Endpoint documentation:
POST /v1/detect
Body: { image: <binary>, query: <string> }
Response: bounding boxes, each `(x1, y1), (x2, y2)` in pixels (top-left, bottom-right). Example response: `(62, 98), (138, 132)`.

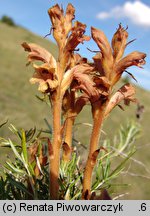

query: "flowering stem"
(49, 89), (62, 199)
(63, 91), (76, 162)
(63, 115), (75, 161)
(82, 101), (106, 199)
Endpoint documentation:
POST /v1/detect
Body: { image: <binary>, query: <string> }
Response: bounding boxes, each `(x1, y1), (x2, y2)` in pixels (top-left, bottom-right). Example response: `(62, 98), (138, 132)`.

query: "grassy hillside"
(0, 22), (57, 134)
(0, 22), (150, 199)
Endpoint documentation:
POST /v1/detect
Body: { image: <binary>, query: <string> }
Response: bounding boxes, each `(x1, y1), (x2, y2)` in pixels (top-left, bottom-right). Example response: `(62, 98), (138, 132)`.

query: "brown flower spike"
(91, 25), (146, 85)
(82, 25), (146, 199)
(22, 3), (93, 199)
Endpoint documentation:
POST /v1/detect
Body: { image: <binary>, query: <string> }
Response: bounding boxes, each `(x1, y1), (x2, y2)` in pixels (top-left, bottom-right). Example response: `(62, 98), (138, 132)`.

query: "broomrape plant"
(21, 4), (146, 199)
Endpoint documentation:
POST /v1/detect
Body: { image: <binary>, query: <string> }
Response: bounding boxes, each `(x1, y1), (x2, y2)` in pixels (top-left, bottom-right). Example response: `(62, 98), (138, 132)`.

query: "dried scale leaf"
(91, 149), (100, 166)
(48, 138), (54, 160)
(28, 143), (47, 177)
(62, 142), (72, 160)
(62, 90), (72, 114)
(83, 190), (91, 200)
(73, 95), (89, 115)
(90, 146), (108, 166)
(28, 144), (38, 162)
(35, 146), (47, 177)
(91, 189), (112, 200)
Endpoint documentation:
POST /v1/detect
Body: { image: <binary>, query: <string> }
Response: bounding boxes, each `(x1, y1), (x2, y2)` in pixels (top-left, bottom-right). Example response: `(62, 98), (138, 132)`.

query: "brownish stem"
(49, 91), (62, 199)
(63, 115), (75, 161)
(62, 90), (76, 162)
(82, 101), (106, 199)
(49, 43), (71, 198)
(49, 145), (61, 199)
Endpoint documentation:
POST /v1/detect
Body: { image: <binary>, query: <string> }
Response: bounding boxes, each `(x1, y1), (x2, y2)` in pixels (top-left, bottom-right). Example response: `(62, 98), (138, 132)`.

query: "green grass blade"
(8, 139), (23, 163)
(108, 150), (136, 179)
(7, 175), (33, 197)
(5, 162), (25, 175)
(21, 129), (28, 163)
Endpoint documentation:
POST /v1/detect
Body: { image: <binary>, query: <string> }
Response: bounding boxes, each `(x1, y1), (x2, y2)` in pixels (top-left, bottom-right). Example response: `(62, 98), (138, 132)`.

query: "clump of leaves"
(0, 125), (48, 199)
(1, 15), (16, 27)
(0, 121), (146, 200)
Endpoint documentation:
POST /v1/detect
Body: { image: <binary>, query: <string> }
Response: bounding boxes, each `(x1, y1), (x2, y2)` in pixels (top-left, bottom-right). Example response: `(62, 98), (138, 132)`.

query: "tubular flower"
(48, 4), (90, 71)
(67, 21), (90, 47)
(22, 42), (58, 93)
(48, 4), (75, 48)
(91, 25), (146, 86)
(111, 24), (128, 61)
(22, 42), (56, 66)
(91, 27), (113, 79)
(114, 51), (146, 84)
(62, 21), (90, 70)
(65, 21), (90, 54)
(23, 3), (91, 99)
(61, 63), (95, 97)
(48, 4), (90, 54)
(30, 63), (58, 93)
(105, 83), (136, 117)
(28, 143), (47, 177)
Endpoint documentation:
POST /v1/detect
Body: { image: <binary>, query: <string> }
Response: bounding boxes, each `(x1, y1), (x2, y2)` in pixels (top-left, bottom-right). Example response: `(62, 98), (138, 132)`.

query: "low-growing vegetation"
(1, 15), (16, 27)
